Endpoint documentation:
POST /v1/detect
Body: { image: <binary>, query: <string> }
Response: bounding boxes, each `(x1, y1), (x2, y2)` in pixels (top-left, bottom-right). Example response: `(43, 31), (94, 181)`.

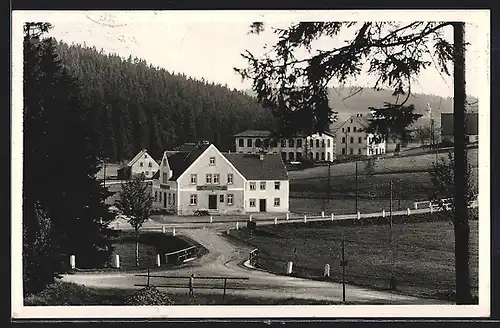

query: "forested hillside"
(55, 41), (273, 162)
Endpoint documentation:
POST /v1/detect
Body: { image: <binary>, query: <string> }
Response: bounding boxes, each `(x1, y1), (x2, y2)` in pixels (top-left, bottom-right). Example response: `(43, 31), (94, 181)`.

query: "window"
(315, 140), (320, 148)
(206, 174), (212, 184)
(255, 139), (262, 147)
(281, 139), (286, 147)
(281, 152), (286, 161)
(172, 194), (176, 205)
(353, 127), (357, 132)
(315, 152), (319, 160)
(341, 137), (346, 144)
(327, 153), (331, 161)
(168, 193), (172, 205)
(144, 155), (147, 158)
(275, 181), (281, 190)
(358, 137), (362, 143)
(190, 174), (197, 184)
(227, 194), (234, 205)
(350, 137), (354, 144)
(270, 139), (277, 147)
(358, 148), (362, 155)
(247, 139), (252, 147)
(342, 128), (345, 132)
(350, 119), (353, 123)
(163, 173), (169, 183)
(227, 173), (234, 184)
(264, 139), (270, 147)
(322, 140), (325, 147)
(149, 162), (153, 167)
(249, 182), (256, 190)
(220, 195), (224, 203)
(190, 194), (197, 205)
(288, 152), (294, 161)
(350, 148), (354, 155)
(249, 199), (256, 207)
(288, 139), (295, 147)
(341, 148), (346, 155)
(327, 139), (330, 147)
(310, 139), (314, 148)
(296, 152), (302, 160)
(274, 198), (280, 207)
(140, 162), (144, 167)
(260, 182), (266, 190)
(309, 152), (313, 159)
(163, 159), (167, 166)
(209, 157), (216, 165)
(154, 191), (158, 202)
(297, 139), (302, 147)
(159, 192), (162, 202)
(321, 153), (325, 161)
(238, 138), (244, 147)
(213, 174), (220, 184)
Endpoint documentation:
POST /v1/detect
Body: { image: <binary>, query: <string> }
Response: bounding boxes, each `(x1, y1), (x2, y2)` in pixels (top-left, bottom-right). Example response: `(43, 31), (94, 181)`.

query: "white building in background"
(117, 149), (160, 180)
(306, 131), (336, 162)
(333, 114), (386, 157)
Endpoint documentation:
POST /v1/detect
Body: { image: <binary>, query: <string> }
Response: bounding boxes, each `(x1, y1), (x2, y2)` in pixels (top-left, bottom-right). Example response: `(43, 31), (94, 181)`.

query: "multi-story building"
(117, 149), (160, 180)
(333, 114), (386, 157)
(152, 143), (289, 215)
(306, 132), (336, 162)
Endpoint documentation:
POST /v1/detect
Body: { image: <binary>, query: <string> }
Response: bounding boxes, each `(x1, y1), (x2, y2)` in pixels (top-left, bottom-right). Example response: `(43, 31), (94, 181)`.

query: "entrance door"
(163, 193), (167, 208)
(208, 194), (218, 210)
(259, 199), (267, 212)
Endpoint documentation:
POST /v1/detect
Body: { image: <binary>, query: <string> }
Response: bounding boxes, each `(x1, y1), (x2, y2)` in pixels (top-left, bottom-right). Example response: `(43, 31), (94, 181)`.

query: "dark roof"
(234, 130), (272, 137)
(167, 145), (210, 181)
(224, 153), (288, 180)
(174, 142), (200, 152)
(441, 113), (478, 136)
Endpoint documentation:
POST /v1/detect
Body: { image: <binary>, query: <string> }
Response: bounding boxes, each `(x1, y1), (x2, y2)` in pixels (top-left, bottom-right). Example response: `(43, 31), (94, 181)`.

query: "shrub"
(125, 286), (174, 306)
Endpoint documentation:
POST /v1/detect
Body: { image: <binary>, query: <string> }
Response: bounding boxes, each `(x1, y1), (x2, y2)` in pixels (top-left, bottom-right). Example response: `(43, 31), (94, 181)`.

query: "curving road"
(62, 216), (450, 304)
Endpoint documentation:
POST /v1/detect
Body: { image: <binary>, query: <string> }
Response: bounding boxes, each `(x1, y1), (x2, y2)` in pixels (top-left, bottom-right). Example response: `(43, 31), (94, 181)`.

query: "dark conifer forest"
(54, 41), (273, 162)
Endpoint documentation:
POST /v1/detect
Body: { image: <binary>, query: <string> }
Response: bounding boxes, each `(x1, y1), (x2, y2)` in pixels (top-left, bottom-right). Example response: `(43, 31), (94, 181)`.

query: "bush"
(125, 286), (174, 306)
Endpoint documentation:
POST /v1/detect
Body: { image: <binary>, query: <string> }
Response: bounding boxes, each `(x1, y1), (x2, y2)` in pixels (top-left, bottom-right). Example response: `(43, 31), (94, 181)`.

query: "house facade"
(118, 149), (160, 180)
(152, 144), (289, 215)
(334, 114), (386, 157)
(306, 132), (336, 162)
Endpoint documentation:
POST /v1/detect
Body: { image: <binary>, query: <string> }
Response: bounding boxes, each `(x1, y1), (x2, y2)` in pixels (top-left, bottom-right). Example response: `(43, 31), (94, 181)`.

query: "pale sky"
(17, 11), (490, 98)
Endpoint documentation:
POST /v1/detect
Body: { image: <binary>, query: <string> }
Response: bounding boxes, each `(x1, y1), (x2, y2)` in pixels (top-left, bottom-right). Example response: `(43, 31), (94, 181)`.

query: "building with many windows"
(152, 143), (289, 215)
(333, 114), (386, 157)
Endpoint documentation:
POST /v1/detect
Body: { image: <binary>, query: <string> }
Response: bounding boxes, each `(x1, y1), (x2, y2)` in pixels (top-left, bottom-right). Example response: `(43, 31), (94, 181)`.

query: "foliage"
(415, 125), (433, 146)
(235, 22), (453, 138)
(429, 151), (477, 214)
(23, 22), (115, 295)
(125, 286), (175, 306)
(364, 158), (376, 175)
(54, 41), (273, 162)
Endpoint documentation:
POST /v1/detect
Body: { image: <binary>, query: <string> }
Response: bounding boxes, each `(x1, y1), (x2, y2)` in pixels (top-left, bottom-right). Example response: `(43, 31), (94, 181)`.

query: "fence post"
(164, 254), (168, 264)
(414, 203), (418, 210)
(70, 255), (76, 270)
(172, 227), (176, 236)
(382, 209), (386, 218)
(162, 225), (166, 234)
(210, 215), (213, 223)
(324, 264), (330, 277)
(274, 217), (278, 225)
(223, 278), (227, 300)
(303, 215), (307, 223)
(286, 261), (293, 275)
(286, 213), (289, 220)
(407, 208), (411, 215)
(331, 213), (334, 221)
(236, 222), (239, 230)
(147, 269), (150, 287)
(113, 254), (120, 268)
(321, 211), (325, 218)
(249, 215), (252, 222)
(357, 211), (361, 220)
(156, 254), (161, 267)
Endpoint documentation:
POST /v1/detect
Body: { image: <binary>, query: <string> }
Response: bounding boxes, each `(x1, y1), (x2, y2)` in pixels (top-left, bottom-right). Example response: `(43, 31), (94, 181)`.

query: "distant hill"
(244, 87), (479, 128)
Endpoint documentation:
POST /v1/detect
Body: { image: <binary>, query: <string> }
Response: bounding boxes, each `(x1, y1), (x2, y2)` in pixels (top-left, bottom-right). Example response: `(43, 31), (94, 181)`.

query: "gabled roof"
(224, 153), (288, 180)
(310, 131), (336, 138)
(234, 130), (272, 138)
(127, 149), (148, 167)
(166, 145), (210, 181)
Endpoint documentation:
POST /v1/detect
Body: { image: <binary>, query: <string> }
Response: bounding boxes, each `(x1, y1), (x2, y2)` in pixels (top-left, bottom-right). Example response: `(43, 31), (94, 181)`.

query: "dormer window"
(209, 157), (216, 165)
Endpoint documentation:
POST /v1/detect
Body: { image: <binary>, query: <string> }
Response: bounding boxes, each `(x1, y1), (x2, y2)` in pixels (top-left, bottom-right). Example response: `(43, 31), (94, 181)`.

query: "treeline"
(55, 41), (273, 162)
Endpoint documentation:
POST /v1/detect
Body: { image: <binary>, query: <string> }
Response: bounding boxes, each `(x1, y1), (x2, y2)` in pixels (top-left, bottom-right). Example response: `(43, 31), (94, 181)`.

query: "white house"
(152, 144), (289, 215)
(306, 131), (336, 162)
(333, 114), (386, 157)
(117, 149), (160, 180)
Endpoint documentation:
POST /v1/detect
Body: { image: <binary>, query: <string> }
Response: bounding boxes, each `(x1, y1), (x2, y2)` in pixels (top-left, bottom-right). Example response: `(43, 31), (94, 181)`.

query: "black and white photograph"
(11, 10), (490, 319)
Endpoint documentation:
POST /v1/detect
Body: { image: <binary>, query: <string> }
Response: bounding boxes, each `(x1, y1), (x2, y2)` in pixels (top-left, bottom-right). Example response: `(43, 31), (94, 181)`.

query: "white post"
(303, 215), (307, 223)
(113, 254), (120, 268)
(407, 208), (411, 215)
(156, 254), (161, 267)
(274, 217), (278, 225)
(210, 215), (213, 223)
(331, 213), (334, 221)
(414, 203), (418, 210)
(357, 211), (361, 220)
(172, 227), (176, 236)
(324, 264), (330, 277)
(286, 213), (289, 221)
(249, 215), (252, 222)
(321, 211), (325, 218)
(430, 206), (434, 213)
(382, 209), (386, 218)
(286, 261), (293, 275)
(70, 255), (76, 270)
(236, 222), (239, 230)
(162, 225), (166, 234)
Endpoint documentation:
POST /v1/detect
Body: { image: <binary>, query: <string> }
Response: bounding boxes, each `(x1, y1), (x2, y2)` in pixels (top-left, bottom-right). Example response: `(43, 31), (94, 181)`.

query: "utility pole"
(103, 158), (107, 186)
(341, 237), (347, 304)
(355, 162), (358, 213)
(389, 179), (394, 293)
(452, 21), (472, 304)
(327, 161), (331, 209)
(398, 179), (402, 210)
